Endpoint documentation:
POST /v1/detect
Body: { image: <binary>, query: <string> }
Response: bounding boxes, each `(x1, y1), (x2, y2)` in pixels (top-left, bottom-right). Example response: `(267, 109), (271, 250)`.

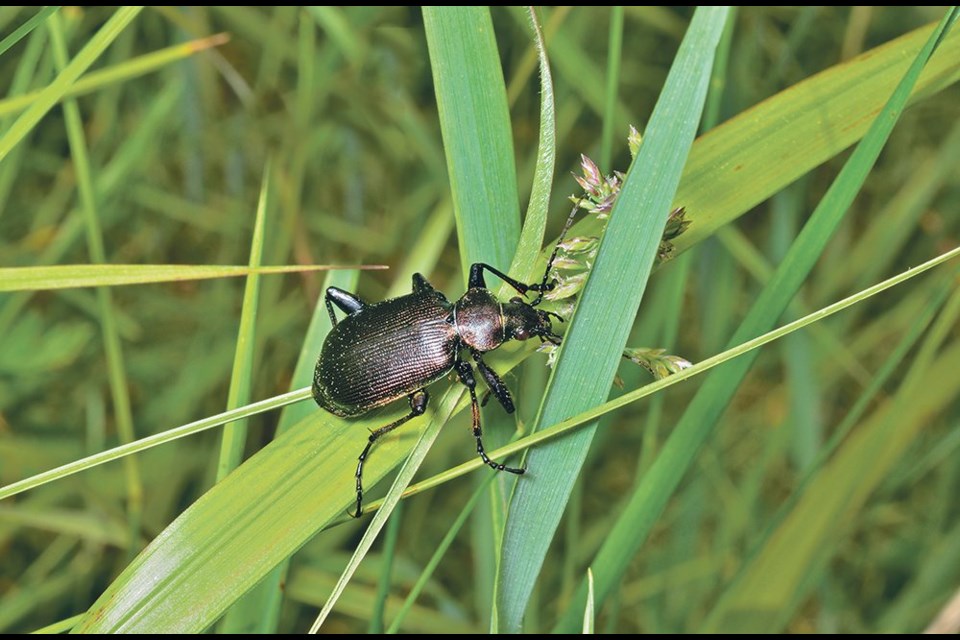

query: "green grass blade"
(0, 6), (143, 163)
(230, 269), (359, 634)
(423, 6), (520, 274)
(0, 389), (313, 503)
(0, 264), (370, 292)
(552, 8), (959, 632)
(31, 613), (85, 634)
(214, 164), (269, 483)
(215, 164), (270, 632)
(507, 6), (556, 284)
(0, 6), (58, 58)
(368, 501), (402, 633)
(495, 8), (730, 632)
(49, 10), (143, 560)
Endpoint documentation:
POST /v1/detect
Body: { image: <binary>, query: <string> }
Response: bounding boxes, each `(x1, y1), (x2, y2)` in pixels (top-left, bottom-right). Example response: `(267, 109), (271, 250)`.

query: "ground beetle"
(313, 206), (580, 517)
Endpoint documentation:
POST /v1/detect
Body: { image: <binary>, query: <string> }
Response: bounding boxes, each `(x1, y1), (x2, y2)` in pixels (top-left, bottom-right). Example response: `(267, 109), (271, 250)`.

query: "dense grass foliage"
(0, 6), (958, 634)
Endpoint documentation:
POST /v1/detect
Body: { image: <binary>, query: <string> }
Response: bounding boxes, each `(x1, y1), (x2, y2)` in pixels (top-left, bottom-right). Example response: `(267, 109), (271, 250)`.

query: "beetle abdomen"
(313, 291), (456, 416)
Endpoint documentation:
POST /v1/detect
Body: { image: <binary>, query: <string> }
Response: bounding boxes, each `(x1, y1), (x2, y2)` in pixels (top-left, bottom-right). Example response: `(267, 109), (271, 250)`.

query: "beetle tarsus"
(455, 359), (524, 476)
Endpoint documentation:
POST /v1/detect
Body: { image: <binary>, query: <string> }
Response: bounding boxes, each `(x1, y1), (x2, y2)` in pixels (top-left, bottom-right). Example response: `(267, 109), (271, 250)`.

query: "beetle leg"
(325, 287), (366, 326)
(471, 349), (515, 414)
(467, 263), (552, 297)
(354, 389), (429, 518)
(454, 359), (524, 476)
(411, 273), (436, 294)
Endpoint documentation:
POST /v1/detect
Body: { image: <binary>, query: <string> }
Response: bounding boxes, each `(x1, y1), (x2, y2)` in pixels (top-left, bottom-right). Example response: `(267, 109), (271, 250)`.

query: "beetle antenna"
(531, 199), (584, 307)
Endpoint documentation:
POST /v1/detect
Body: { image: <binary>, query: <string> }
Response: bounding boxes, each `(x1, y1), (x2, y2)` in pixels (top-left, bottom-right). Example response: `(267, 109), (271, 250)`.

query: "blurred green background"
(1, 6), (959, 634)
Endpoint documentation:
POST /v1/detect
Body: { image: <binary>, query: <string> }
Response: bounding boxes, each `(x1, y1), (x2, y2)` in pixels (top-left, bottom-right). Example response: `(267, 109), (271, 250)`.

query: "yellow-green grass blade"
(32, 613), (85, 635)
(385, 473), (498, 633)
(70, 403), (436, 633)
(0, 264), (374, 292)
(0, 33), (228, 119)
(495, 8), (730, 632)
(671, 19), (960, 257)
(552, 8), (958, 632)
(0, 6), (142, 163)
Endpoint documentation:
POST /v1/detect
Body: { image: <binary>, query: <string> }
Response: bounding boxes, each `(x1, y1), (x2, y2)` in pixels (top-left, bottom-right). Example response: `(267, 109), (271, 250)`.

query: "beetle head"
(503, 297), (563, 345)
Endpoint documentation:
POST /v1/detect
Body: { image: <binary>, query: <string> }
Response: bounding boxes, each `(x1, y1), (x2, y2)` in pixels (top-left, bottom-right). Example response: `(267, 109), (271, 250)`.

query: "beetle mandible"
(313, 205), (579, 517)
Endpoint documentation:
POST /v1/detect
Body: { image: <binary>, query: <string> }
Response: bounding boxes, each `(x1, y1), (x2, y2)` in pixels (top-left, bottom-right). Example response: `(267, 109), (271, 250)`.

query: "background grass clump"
(1, 6), (959, 634)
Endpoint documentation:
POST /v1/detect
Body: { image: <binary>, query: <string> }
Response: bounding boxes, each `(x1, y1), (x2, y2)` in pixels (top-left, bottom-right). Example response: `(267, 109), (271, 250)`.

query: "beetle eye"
(510, 296), (523, 304)
(513, 326), (529, 340)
